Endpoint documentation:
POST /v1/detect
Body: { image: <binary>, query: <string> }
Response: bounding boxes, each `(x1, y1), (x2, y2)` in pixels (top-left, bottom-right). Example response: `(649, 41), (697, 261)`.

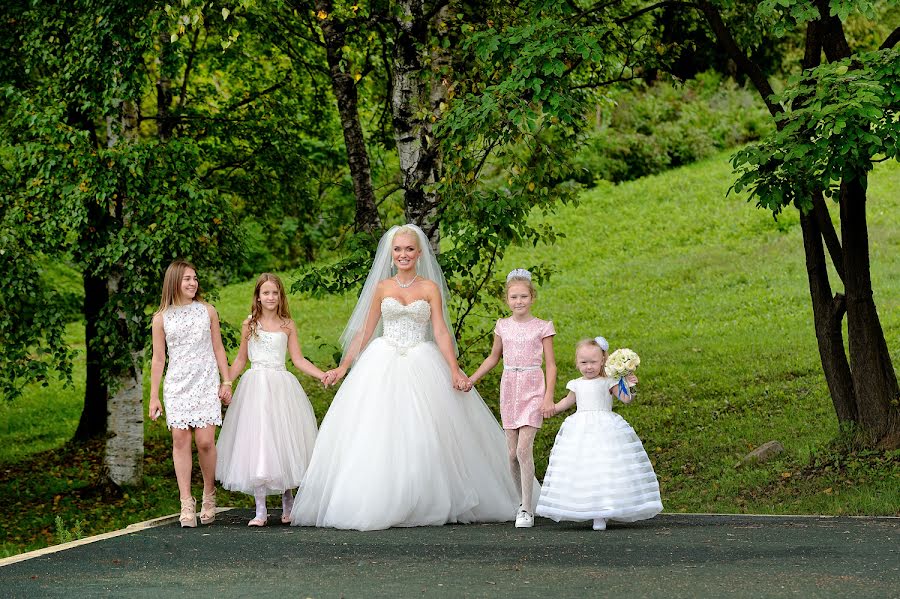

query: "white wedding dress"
(291, 297), (526, 530)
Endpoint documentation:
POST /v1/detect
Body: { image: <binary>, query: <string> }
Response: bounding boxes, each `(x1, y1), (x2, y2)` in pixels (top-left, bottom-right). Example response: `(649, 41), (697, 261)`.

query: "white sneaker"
(515, 510), (534, 528)
(592, 518), (607, 531)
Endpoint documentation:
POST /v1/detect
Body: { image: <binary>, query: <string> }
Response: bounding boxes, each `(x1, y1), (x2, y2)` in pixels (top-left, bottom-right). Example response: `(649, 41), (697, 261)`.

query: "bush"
(573, 72), (773, 185)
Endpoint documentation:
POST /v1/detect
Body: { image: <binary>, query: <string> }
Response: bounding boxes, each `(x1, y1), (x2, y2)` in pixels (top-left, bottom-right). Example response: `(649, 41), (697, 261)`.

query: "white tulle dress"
(291, 297), (525, 531)
(216, 329), (318, 495)
(536, 377), (662, 523)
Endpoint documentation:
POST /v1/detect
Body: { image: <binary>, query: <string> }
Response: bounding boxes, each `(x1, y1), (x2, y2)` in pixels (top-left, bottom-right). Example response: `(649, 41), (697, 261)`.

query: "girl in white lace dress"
(149, 260), (233, 528)
(536, 337), (662, 530)
(216, 273), (326, 526)
(290, 225), (522, 531)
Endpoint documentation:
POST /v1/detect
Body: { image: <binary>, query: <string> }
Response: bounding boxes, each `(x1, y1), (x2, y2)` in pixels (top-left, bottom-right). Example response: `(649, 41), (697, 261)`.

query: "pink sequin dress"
(495, 317), (556, 429)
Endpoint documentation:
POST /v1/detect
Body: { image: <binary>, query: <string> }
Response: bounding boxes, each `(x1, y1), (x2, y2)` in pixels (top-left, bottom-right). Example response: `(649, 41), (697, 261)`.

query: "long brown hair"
(155, 259), (203, 315)
(248, 273), (292, 337)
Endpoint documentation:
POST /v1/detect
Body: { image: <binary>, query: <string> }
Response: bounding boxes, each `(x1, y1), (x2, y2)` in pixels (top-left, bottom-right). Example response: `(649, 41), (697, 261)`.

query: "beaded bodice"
(249, 329), (288, 371)
(380, 297), (431, 354)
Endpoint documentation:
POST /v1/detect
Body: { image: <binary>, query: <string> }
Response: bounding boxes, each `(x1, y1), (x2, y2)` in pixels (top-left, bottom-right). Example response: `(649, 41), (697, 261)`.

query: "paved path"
(2, 512), (897, 598)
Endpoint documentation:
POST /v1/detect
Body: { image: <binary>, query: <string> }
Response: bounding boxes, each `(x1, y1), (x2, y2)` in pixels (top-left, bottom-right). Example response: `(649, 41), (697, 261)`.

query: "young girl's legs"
(505, 430), (523, 506)
(194, 425), (217, 524)
(506, 426), (538, 527)
(250, 487), (268, 526)
(281, 489), (294, 524)
(171, 428), (197, 527)
(515, 426), (538, 513)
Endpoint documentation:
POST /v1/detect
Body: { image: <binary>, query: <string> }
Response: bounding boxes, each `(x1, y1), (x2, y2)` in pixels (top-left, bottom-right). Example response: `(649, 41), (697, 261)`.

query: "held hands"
(149, 398), (163, 422)
(322, 365), (347, 388)
(540, 399), (556, 419)
(219, 383), (233, 404)
(626, 374), (638, 387)
(454, 371), (473, 392)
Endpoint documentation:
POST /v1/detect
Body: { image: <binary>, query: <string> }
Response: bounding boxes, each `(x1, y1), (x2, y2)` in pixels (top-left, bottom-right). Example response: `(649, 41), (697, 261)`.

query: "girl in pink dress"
(469, 268), (557, 527)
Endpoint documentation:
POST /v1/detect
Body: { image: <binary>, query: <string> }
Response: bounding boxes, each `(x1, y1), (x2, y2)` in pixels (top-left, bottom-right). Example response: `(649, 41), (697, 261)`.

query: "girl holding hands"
(216, 273), (325, 526)
(149, 260), (232, 528)
(469, 269), (556, 528)
(536, 336), (662, 531)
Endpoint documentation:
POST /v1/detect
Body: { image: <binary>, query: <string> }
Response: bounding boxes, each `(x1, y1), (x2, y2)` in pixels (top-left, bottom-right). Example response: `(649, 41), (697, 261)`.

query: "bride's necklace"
(394, 274), (419, 288)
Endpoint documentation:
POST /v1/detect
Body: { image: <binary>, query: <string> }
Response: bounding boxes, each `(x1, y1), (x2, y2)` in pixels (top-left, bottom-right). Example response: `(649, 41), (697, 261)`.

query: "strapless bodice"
(249, 329), (288, 370)
(380, 297), (431, 354)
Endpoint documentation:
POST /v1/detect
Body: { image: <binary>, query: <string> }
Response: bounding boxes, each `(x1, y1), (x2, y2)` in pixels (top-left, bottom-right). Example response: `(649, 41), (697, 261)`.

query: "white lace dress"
(536, 377), (663, 523)
(162, 301), (221, 430)
(291, 297), (526, 531)
(216, 330), (318, 495)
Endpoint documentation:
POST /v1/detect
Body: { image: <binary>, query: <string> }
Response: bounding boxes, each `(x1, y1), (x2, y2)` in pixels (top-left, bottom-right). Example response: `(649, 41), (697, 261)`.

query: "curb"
(0, 507), (232, 568)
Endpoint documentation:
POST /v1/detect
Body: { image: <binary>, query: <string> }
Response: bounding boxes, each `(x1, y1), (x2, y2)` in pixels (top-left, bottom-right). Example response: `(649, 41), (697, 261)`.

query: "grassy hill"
(2, 150), (898, 556)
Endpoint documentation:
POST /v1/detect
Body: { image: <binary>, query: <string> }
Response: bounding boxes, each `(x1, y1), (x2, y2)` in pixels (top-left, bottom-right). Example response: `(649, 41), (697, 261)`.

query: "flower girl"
(535, 336), (662, 530)
(216, 273), (326, 526)
(469, 268), (556, 528)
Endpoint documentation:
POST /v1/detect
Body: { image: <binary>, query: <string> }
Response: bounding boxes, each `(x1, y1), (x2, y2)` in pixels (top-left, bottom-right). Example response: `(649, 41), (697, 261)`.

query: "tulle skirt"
(291, 338), (528, 531)
(536, 410), (662, 523)
(216, 368), (318, 496)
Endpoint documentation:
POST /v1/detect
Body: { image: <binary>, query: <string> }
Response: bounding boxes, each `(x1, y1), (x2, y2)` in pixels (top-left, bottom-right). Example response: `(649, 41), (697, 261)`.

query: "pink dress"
(495, 317), (556, 429)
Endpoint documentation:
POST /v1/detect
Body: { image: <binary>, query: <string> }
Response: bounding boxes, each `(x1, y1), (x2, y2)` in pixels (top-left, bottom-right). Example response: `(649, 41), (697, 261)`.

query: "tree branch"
(811, 193), (844, 283)
(695, 1), (780, 118)
(178, 27), (202, 109)
(880, 26), (900, 50)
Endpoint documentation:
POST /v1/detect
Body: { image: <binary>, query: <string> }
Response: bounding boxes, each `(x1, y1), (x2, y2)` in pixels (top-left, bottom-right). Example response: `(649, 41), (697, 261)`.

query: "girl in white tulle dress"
(290, 225), (523, 531)
(216, 273), (326, 526)
(536, 336), (662, 531)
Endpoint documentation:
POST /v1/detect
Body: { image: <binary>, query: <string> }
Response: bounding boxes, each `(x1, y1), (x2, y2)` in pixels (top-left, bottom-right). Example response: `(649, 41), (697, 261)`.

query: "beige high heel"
(179, 497), (197, 528)
(200, 489), (217, 525)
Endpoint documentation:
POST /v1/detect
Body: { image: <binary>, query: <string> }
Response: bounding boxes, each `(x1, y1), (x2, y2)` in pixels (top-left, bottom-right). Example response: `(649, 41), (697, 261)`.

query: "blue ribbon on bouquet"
(617, 377), (631, 398)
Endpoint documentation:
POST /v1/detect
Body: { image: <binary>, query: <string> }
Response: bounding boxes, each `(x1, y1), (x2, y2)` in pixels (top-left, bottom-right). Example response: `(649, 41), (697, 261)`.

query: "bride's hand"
(454, 373), (472, 392)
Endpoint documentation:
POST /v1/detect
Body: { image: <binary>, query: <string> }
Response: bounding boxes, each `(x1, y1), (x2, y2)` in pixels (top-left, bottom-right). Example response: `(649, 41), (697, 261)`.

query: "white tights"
(505, 426), (538, 513)
(253, 488), (294, 520)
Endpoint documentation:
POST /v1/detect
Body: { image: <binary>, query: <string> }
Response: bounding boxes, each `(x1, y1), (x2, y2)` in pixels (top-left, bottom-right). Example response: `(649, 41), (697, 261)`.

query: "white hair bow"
(594, 336), (609, 351)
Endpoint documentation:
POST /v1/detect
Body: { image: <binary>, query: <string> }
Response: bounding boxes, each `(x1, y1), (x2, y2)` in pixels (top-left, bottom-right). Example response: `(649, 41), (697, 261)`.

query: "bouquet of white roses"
(605, 348), (640, 397)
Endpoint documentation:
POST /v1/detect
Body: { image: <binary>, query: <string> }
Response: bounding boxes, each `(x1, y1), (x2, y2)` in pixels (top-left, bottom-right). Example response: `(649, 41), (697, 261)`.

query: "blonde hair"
(248, 273), (292, 337)
(156, 259), (202, 315)
(505, 275), (537, 300)
(575, 338), (608, 368)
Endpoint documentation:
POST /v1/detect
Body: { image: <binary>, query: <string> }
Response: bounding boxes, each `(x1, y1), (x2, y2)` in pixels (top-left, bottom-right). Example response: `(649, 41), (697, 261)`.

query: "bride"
(290, 224), (531, 530)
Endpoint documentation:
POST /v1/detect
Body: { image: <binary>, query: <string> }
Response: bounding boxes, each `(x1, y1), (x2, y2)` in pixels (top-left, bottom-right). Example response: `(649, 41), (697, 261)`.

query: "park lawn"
(2, 150), (898, 558)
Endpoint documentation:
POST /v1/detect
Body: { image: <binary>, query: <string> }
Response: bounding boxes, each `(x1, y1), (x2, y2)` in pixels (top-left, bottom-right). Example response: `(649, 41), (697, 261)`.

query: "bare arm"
(286, 321), (326, 381)
(469, 332), (503, 384)
(228, 321), (251, 382)
(206, 304), (232, 402)
(328, 282), (385, 383)
(428, 283), (468, 390)
(611, 374), (638, 403)
(553, 391), (577, 415)
(541, 334), (558, 417)
(149, 313), (166, 421)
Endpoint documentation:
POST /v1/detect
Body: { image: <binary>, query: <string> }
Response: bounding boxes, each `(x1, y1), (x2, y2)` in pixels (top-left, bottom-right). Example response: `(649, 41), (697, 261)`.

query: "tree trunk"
(839, 178), (900, 442)
(391, 0), (442, 249)
(73, 268), (109, 440)
(316, 0), (381, 234)
(799, 206), (857, 424)
(102, 99), (144, 487)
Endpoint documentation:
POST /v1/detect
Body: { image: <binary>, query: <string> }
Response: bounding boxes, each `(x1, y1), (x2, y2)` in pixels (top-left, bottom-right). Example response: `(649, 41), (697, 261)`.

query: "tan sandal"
(179, 497), (197, 528)
(200, 489), (217, 525)
(248, 516), (268, 527)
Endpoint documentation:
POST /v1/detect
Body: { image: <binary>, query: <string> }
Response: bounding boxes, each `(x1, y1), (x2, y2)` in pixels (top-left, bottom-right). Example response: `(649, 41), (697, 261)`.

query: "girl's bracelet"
(221, 380), (233, 387)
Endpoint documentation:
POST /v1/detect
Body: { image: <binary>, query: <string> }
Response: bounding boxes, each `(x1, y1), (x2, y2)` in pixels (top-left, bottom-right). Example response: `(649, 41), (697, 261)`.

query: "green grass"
(2, 150), (898, 557)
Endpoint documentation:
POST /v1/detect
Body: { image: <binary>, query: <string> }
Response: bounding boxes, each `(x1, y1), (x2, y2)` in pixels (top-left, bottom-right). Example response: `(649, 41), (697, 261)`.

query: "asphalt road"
(2, 512), (897, 598)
